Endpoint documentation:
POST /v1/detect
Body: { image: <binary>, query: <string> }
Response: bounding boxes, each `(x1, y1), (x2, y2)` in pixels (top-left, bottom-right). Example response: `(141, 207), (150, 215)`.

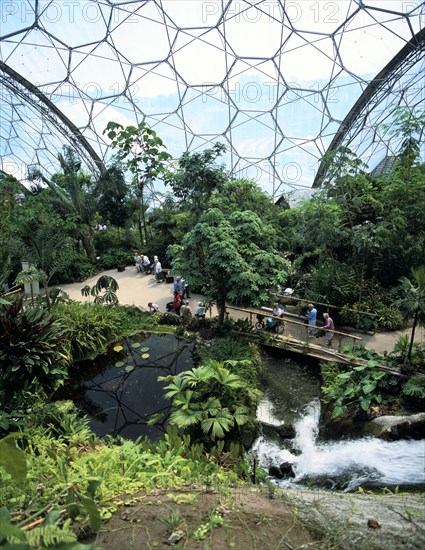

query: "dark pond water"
(56, 333), (193, 440)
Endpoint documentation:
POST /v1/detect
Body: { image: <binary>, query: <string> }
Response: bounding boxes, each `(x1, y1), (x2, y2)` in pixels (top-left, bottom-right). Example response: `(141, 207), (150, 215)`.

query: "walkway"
(58, 267), (423, 355)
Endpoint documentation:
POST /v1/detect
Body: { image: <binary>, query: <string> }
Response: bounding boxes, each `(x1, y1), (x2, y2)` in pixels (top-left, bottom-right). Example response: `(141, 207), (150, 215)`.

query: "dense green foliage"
(321, 341), (425, 418)
(0, 400), (246, 549)
(169, 207), (290, 323)
(162, 359), (260, 442)
(0, 297), (69, 396)
(2, 112), (424, 335)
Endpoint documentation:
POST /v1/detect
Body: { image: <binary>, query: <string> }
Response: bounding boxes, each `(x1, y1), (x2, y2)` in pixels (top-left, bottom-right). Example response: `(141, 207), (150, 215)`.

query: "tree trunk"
(407, 308), (419, 361)
(139, 183), (150, 248)
(137, 217), (144, 249)
(82, 233), (96, 264)
(217, 297), (226, 325)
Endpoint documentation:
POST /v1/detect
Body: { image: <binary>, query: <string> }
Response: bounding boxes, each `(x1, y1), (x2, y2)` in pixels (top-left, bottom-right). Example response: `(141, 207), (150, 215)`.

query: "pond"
(56, 333), (193, 441)
(58, 335), (424, 491)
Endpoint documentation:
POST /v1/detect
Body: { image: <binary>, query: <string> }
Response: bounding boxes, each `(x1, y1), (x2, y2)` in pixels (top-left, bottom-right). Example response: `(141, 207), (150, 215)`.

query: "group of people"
(305, 303), (335, 347)
(133, 252), (151, 273)
(134, 253), (165, 283)
(144, 274), (204, 322)
(142, 264), (334, 346)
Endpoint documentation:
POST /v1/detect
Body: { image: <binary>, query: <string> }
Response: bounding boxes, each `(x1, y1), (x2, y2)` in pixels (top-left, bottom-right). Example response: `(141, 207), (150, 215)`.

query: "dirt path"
(85, 486), (424, 550)
(58, 267), (423, 355)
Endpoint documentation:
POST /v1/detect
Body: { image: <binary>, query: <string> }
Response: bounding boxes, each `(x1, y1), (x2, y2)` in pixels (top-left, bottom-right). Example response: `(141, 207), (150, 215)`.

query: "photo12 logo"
(202, 1), (341, 25)
(1, 1), (139, 25)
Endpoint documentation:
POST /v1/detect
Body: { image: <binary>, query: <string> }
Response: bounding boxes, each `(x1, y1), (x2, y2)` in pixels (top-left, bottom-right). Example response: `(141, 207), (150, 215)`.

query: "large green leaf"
(0, 436), (27, 482)
(201, 408), (234, 440)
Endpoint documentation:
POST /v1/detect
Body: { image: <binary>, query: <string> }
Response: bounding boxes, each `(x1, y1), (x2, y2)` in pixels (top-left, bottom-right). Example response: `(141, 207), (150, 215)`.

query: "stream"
(252, 351), (425, 491)
(59, 336), (424, 491)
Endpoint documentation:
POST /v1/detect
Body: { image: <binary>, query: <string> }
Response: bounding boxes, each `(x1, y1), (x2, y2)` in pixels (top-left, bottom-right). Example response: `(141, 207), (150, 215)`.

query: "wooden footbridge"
(224, 305), (405, 376)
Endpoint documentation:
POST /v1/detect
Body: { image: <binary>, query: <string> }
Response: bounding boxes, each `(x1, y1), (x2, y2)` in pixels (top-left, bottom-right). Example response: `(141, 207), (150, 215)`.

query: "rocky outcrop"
(260, 421), (296, 441)
(269, 462), (296, 479)
(365, 412), (425, 440)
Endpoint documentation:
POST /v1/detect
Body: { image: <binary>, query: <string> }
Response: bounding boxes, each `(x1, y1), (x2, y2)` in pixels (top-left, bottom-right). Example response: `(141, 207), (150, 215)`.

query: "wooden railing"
(225, 305), (363, 351)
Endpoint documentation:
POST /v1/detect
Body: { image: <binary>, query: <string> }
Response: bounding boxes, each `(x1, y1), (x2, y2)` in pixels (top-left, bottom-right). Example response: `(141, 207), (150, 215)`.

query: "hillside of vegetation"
(1, 108), (424, 548)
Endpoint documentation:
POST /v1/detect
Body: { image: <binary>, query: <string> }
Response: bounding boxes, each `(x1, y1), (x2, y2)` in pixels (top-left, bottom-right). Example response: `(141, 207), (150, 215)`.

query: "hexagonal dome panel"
(0, 0), (423, 198)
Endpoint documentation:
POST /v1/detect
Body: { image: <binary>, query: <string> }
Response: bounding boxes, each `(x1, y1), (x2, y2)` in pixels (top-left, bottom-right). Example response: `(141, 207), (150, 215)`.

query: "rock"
(166, 530), (184, 545)
(279, 462), (295, 477)
(366, 412), (425, 440)
(269, 462), (295, 479)
(261, 421), (296, 441)
(269, 465), (284, 479)
(367, 519), (381, 529)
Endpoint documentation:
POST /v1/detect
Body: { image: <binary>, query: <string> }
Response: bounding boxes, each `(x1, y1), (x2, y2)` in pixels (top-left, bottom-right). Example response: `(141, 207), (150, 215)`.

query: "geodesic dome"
(1, 0), (424, 199)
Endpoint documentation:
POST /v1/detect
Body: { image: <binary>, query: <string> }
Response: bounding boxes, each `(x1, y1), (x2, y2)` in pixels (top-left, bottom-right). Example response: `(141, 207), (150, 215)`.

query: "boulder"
(268, 462), (296, 479)
(279, 462), (296, 477)
(366, 412), (425, 440)
(261, 421), (296, 441)
(269, 465), (285, 479)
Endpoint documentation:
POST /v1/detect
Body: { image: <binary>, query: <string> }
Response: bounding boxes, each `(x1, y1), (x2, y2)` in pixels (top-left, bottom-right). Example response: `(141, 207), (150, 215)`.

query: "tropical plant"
(321, 360), (388, 418)
(52, 301), (123, 361)
(93, 161), (129, 227)
(401, 377), (425, 399)
(303, 261), (359, 306)
(0, 297), (70, 396)
(81, 275), (119, 305)
(13, 264), (43, 302)
(397, 265), (425, 361)
(161, 360), (258, 444)
(169, 208), (290, 324)
(374, 305), (404, 331)
(28, 146), (98, 263)
(163, 143), (228, 221)
(0, 433), (102, 550)
(104, 121), (172, 247)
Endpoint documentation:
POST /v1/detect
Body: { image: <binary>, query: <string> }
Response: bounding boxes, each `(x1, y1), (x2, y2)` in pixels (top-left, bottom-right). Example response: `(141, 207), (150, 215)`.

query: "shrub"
(375, 305), (405, 330)
(98, 249), (133, 270)
(161, 359), (260, 445)
(52, 302), (124, 361)
(158, 312), (181, 326)
(0, 297), (70, 396)
(340, 305), (379, 332)
(50, 253), (96, 284)
(321, 360), (389, 418)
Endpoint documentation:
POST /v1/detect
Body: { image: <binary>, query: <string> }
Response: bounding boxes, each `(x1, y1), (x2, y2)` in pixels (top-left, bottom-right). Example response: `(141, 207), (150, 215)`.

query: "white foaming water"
(252, 399), (425, 490)
(257, 397), (285, 426)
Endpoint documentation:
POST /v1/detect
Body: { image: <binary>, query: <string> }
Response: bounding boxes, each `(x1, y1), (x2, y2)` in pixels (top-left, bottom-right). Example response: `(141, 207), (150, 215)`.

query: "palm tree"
(398, 265), (425, 361)
(17, 226), (76, 308)
(28, 147), (97, 263)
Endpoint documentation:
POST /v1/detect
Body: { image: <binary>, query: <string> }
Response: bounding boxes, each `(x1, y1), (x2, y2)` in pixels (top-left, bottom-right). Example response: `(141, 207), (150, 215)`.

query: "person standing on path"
(181, 277), (190, 298)
(180, 300), (192, 324)
(306, 303), (317, 334)
(173, 276), (182, 294)
(322, 312), (334, 347)
(155, 258), (163, 282)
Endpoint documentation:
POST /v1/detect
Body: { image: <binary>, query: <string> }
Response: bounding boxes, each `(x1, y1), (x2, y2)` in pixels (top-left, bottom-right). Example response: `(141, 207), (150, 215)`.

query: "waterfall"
(252, 399), (425, 491)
